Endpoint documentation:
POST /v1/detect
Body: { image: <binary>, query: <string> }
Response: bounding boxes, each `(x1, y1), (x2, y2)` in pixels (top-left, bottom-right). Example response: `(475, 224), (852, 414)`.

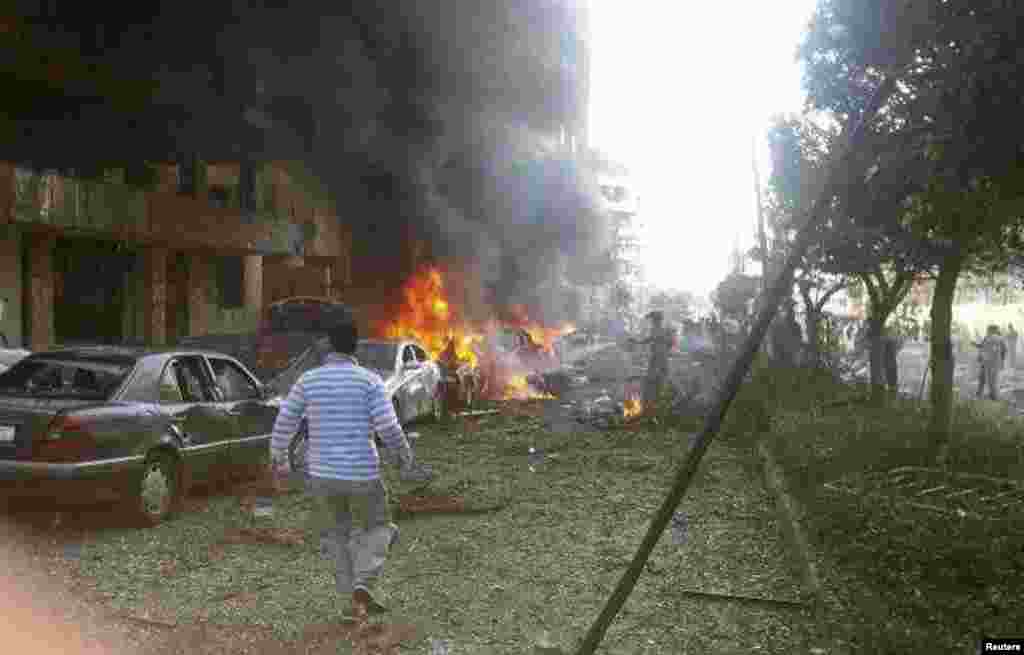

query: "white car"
(267, 338), (445, 424)
(275, 338), (442, 477)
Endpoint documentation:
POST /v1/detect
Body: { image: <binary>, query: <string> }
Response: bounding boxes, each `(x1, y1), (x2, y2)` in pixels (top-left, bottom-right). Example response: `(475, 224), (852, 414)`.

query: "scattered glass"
(253, 496), (274, 518)
(528, 447), (545, 472)
(670, 511), (689, 545)
(62, 541), (83, 560)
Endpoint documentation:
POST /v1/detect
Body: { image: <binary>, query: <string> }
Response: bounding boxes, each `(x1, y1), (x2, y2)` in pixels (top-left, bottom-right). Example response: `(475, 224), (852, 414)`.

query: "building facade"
(0, 159), (350, 350)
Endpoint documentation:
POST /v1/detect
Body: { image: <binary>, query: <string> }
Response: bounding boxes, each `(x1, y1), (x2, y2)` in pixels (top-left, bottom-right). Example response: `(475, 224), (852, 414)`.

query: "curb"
(757, 440), (840, 651)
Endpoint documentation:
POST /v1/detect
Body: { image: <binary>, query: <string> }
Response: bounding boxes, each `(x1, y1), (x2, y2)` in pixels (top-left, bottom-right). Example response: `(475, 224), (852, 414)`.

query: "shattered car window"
(0, 358), (131, 399)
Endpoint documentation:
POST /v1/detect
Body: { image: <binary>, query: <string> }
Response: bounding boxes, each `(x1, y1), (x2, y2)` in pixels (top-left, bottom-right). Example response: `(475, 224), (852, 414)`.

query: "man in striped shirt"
(268, 311), (415, 619)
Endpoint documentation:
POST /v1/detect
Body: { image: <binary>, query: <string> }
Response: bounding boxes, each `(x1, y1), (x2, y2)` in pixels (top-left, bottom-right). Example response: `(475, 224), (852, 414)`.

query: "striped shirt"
(269, 352), (411, 481)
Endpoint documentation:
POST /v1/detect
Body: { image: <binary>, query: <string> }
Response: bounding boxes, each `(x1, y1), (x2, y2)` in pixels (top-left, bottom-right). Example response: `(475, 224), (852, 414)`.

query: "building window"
(216, 256), (244, 308)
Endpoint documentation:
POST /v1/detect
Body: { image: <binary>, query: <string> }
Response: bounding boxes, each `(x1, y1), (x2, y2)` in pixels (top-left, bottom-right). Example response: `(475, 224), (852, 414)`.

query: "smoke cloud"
(11, 2), (607, 324)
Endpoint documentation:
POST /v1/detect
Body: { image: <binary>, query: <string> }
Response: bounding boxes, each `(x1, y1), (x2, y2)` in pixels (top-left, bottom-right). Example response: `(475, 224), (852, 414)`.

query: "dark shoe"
(353, 588), (388, 615)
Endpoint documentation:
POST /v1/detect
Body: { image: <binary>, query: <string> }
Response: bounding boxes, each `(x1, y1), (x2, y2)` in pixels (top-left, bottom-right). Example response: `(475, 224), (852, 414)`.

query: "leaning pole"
(573, 77), (897, 655)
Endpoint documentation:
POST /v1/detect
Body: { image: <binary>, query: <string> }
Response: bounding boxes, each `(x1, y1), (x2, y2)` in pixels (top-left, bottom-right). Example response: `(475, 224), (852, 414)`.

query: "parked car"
(0, 348), (31, 374)
(0, 346), (278, 525)
(270, 338), (444, 475)
(267, 337), (445, 425)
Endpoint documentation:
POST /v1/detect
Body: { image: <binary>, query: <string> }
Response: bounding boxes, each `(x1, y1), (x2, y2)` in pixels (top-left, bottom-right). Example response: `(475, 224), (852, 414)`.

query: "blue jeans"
(307, 477), (398, 596)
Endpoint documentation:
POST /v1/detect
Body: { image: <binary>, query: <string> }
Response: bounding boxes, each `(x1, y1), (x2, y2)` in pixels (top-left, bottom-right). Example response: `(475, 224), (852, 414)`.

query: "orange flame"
(380, 265), (481, 367)
(502, 375), (555, 401)
(378, 265), (566, 399)
(623, 395), (643, 419)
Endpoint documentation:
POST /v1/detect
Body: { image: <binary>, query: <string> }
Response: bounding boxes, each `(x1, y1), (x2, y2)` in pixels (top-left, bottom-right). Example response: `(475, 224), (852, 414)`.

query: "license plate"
(0, 426), (15, 442)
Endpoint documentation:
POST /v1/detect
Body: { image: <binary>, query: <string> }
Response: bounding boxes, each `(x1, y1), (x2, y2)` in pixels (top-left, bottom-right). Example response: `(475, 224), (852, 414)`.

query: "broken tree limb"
(573, 76), (897, 655)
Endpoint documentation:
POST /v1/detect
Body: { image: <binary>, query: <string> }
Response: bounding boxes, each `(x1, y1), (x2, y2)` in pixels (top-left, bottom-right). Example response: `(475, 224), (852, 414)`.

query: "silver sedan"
(267, 338), (444, 424)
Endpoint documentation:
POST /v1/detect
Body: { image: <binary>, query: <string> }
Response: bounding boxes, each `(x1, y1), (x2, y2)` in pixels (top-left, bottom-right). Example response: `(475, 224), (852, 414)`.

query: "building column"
(244, 255), (263, 311)
(0, 162), (14, 224)
(187, 255), (212, 337)
(26, 233), (55, 350)
(142, 246), (168, 346)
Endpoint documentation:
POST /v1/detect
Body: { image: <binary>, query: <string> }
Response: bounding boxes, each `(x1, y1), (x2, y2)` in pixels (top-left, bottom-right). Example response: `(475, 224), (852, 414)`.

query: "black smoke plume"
(4, 1), (606, 324)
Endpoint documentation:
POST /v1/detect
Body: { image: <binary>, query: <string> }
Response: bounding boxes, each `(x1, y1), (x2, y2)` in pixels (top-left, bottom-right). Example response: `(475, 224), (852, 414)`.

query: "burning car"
(476, 327), (567, 398)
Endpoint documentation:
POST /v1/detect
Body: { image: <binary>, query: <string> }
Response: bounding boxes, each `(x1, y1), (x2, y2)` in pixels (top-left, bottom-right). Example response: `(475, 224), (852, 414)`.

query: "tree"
(711, 273), (761, 334)
(649, 290), (698, 326)
(800, 0), (1024, 453)
(761, 115), (916, 385)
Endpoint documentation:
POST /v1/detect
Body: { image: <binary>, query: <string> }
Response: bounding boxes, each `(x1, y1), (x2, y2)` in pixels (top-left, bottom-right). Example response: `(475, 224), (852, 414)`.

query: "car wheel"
(131, 451), (181, 526)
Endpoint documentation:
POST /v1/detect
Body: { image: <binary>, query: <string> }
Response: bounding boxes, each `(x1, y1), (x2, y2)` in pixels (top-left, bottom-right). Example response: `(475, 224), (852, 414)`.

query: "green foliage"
(711, 273), (760, 324)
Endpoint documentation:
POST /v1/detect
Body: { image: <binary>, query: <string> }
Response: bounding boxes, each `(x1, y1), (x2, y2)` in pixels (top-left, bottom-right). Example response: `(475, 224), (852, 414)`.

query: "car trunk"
(0, 397), (97, 460)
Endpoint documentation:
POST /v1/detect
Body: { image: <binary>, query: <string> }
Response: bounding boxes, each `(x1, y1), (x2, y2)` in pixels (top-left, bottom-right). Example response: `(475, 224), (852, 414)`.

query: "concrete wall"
(0, 224), (22, 347)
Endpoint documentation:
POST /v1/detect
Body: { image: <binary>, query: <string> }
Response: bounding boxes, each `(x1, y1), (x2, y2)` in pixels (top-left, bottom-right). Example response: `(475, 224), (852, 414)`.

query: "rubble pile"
(568, 390), (636, 429)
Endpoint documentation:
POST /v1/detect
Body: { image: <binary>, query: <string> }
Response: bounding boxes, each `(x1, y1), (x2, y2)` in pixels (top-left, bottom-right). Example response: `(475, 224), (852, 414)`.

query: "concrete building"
(0, 159), (350, 350)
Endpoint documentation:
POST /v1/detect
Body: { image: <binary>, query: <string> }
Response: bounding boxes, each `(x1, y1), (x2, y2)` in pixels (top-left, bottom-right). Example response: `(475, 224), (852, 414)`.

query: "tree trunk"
(867, 315), (885, 401)
(928, 255), (963, 462)
(805, 309), (822, 369)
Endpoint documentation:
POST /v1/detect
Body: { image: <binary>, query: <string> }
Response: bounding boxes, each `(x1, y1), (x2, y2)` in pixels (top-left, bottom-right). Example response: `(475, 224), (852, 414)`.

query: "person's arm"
(269, 376), (307, 475)
(368, 379), (414, 468)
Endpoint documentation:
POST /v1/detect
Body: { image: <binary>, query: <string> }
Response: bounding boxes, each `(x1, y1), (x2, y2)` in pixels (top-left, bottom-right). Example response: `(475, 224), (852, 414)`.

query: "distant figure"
(1007, 324), (1018, 369)
(629, 310), (675, 406)
(974, 324), (1007, 401)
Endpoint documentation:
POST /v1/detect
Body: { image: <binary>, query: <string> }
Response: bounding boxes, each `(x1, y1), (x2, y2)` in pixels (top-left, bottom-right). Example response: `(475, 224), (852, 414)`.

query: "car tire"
(129, 450), (182, 527)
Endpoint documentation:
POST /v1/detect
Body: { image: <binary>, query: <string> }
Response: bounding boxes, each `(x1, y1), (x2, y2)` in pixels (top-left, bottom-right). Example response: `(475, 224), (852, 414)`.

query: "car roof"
(29, 346), (243, 366)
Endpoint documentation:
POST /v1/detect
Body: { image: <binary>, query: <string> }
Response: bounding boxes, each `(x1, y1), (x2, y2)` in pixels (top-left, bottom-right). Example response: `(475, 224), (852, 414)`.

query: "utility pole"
(752, 136), (768, 295)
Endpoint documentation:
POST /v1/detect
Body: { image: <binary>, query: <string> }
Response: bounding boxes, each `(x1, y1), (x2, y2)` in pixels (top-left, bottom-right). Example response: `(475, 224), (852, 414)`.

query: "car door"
(397, 344), (424, 421)
(413, 345), (437, 408)
(156, 356), (238, 486)
(206, 356), (277, 468)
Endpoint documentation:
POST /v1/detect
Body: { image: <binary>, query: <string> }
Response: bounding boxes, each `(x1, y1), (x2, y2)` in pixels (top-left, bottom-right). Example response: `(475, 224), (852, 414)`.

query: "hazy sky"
(587, 0), (818, 298)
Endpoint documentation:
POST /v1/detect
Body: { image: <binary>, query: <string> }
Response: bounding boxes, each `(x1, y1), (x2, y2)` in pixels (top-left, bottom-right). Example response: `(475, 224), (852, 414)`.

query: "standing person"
(630, 310), (675, 407)
(1006, 323), (1018, 369)
(974, 324), (1007, 401)
(268, 310), (424, 621)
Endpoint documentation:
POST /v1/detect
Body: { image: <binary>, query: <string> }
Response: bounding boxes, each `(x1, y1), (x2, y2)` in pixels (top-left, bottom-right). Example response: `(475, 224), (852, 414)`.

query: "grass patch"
(71, 404), (811, 654)
(756, 367), (1024, 653)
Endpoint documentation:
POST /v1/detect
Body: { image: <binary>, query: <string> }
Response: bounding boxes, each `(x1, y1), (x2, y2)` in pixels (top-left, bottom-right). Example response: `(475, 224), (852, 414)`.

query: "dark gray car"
(0, 347), (277, 525)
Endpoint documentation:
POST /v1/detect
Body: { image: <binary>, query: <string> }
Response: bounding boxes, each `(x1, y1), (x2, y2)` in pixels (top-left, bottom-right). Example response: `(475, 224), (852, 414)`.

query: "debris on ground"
(456, 409), (501, 417)
(397, 495), (466, 514)
(218, 527), (306, 547)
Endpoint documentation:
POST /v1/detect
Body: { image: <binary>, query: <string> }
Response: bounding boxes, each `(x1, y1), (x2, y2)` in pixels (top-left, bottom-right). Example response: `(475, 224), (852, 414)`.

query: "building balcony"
(7, 166), (340, 258)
